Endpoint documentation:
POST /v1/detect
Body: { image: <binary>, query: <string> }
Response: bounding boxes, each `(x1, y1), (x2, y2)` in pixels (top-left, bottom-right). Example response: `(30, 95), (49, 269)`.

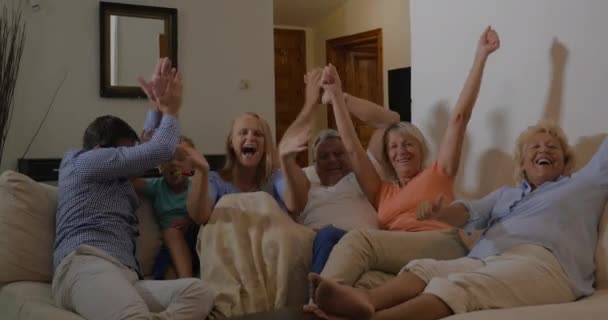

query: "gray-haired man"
(278, 67), (399, 274)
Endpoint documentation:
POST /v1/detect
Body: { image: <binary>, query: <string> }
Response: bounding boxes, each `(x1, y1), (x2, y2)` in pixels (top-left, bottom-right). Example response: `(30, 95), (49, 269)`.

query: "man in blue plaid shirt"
(51, 59), (214, 320)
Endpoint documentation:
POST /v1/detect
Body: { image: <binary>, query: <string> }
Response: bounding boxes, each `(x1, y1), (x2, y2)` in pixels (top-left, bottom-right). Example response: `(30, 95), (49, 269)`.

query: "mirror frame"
(99, 1), (178, 98)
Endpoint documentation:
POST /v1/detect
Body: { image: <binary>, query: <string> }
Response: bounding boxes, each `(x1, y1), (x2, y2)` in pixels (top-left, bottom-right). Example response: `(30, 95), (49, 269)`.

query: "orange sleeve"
(375, 181), (397, 209)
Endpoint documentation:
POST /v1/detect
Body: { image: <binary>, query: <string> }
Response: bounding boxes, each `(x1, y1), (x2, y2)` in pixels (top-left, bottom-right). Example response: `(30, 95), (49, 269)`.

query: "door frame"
(326, 29), (383, 128)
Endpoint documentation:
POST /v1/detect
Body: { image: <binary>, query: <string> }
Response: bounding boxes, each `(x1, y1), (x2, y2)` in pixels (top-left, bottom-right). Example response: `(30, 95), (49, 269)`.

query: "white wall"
(411, 0), (608, 198)
(1, 0), (275, 172)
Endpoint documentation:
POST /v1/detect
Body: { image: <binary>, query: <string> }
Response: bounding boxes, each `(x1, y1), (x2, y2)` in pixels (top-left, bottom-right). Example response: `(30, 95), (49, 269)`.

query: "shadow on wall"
(425, 100), (475, 199)
(471, 39), (571, 197)
(424, 37), (584, 199)
(542, 38), (568, 122)
(541, 39), (607, 171)
(424, 95), (513, 199)
(473, 108), (514, 197)
(542, 39), (606, 170)
(426, 100), (450, 154)
(423, 95), (510, 199)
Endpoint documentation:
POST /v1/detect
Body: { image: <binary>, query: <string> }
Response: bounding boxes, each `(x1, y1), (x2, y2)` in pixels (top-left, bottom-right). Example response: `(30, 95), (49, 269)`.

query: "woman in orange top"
(313, 26), (501, 289)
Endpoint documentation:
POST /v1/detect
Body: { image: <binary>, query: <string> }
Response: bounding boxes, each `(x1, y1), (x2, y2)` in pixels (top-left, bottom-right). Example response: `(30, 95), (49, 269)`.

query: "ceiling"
(273, 0), (348, 27)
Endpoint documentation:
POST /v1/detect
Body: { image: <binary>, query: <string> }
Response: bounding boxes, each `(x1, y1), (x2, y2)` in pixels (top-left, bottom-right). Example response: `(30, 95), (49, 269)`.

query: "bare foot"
(303, 303), (350, 320)
(309, 273), (374, 320)
(303, 303), (329, 319)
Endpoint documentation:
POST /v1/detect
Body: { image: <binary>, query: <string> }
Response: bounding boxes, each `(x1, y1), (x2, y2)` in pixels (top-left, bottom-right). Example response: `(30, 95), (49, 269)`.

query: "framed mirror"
(100, 2), (177, 98)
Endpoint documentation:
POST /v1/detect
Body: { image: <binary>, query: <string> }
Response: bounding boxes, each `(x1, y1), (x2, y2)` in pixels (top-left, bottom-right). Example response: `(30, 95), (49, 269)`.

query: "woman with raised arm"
(314, 26), (500, 290)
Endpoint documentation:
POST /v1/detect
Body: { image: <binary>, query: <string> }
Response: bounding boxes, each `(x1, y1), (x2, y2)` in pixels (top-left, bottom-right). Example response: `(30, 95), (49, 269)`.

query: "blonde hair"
(179, 135), (195, 148)
(513, 120), (575, 183)
(382, 122), (429, 180)
(220, 112), (278, 187)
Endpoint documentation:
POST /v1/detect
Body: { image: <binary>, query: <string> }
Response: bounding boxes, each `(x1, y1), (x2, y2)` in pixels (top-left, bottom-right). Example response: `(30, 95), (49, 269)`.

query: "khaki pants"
(405, 244), (576, 314)
(320, 229), (468, 288)
(52, 245), (215, 320)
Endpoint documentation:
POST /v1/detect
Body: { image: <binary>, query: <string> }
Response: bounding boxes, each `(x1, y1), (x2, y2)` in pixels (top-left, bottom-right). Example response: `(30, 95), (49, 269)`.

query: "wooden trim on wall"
(325, 29), (383, 130)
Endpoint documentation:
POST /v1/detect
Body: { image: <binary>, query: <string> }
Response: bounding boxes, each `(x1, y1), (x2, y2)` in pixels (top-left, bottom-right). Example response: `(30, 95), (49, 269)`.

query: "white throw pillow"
(0, 171), (57, 283)
(303, 165), (320, 183)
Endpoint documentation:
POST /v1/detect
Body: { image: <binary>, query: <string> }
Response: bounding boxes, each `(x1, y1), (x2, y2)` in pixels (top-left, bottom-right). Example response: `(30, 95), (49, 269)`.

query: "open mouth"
(242, 145), (258, 158)
(395, 156), (413, 163)
(535, 158), (553, 166)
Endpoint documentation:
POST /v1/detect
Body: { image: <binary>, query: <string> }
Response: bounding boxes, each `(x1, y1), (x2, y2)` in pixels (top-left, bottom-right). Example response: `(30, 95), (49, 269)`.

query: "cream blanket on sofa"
(196, 192), (315, 318)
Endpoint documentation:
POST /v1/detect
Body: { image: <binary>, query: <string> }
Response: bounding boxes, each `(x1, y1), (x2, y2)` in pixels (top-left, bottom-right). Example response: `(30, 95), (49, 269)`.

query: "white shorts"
(403, 244), (576, 314)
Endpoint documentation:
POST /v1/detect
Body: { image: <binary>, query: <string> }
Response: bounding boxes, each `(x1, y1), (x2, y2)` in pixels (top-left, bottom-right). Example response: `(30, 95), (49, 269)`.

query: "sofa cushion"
(0, 171), (57, 283)
(0, 282), (83, 320)
(0, 170), (163, 282)
(443, 289), (608, 320)
(595, 204), (608, 289)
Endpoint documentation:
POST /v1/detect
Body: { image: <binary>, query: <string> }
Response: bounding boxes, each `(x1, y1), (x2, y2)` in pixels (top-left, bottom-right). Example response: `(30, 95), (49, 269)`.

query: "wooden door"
(274, 28), (307, 166)
(347, 51), (380, 147)
(326, 29), (383, 149)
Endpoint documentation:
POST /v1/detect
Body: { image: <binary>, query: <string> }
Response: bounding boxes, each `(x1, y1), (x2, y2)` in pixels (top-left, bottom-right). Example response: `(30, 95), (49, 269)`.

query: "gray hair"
(312, 129), (341, 160)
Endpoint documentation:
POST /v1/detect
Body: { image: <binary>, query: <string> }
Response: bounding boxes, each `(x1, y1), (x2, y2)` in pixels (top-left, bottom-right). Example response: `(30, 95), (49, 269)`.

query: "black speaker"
(17, 155), (227, 182)
(388, 67), (411, 122)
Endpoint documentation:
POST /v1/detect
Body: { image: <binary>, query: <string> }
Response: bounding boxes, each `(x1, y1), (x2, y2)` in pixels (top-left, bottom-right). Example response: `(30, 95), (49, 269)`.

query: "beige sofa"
(443, 198), (608, 320)
(348, 223), (608, 320)
(305, 166), (608, 319)
(1, 169), (608, 319)
(0, 171), (164, 320)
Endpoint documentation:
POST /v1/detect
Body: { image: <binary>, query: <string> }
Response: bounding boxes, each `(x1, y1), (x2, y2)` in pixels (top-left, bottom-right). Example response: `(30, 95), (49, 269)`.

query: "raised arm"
(278, 69), (323, 216)
(140, 110), (162, 143)
(345, 93), (399, 179)
(184, 146), (213, 225)
(279, 128), (312, 216)
(75, 60), (182, 181)
(75, 114), (179, 181)
(323, 65), (382, 205)
(132, 109), (164, 196)
(343, 94), (399, 129)
(139, 58), (172, 141)
(437, 26), (500, 177)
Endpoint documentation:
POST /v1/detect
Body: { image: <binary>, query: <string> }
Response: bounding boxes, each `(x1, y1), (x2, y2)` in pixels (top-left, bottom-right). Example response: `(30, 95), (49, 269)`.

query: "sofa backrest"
(0, 171), (162, 283)
(1, 169), (607, 289)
